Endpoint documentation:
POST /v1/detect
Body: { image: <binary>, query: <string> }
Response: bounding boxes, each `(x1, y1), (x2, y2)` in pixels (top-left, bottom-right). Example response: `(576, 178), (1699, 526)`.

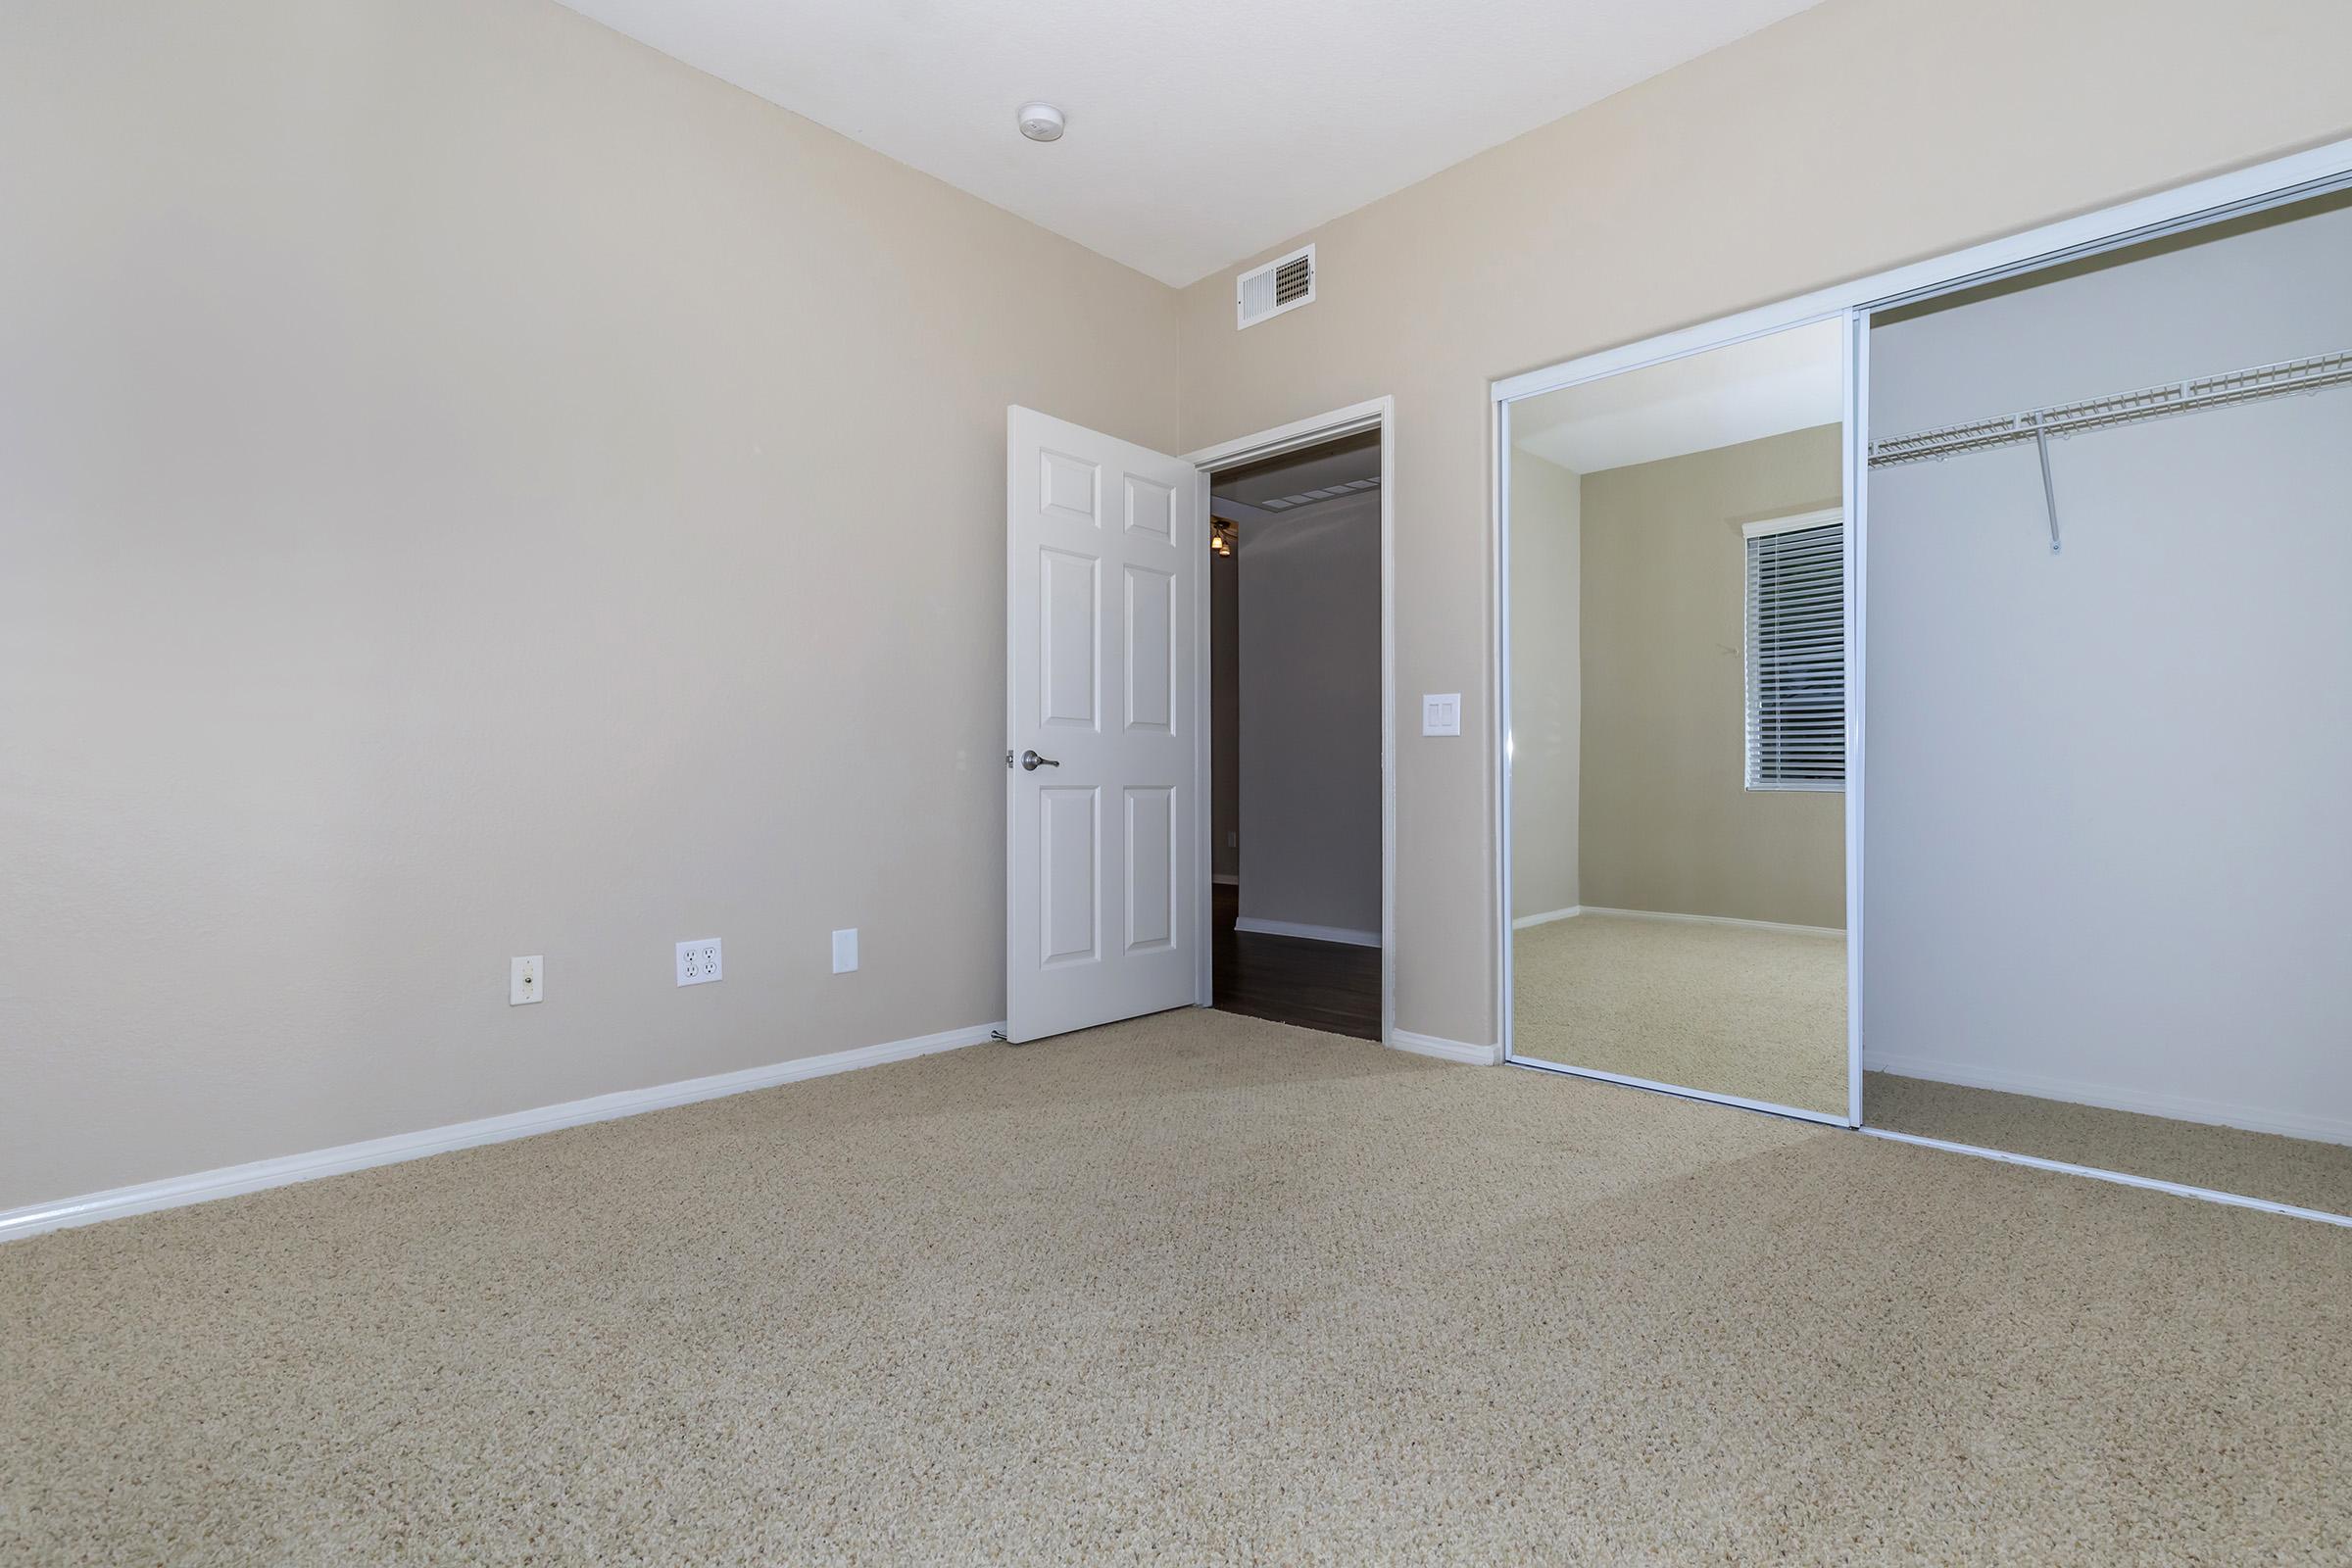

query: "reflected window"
(1743, 513), (1844, 792)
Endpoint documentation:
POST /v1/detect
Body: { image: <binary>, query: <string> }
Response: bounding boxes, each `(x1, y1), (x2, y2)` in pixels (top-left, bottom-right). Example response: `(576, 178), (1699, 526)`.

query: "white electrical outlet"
(676, 938), (722, 986)
(832, 928), (858, 974)
(510, 956), (543, 1005)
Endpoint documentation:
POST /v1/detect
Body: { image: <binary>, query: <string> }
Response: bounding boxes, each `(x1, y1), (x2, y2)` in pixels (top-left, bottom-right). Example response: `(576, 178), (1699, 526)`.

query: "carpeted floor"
(6, 1008), (2349, 1566)
(1513, 913), (1847, 1116)
(1866, 1071), (2352, 1218)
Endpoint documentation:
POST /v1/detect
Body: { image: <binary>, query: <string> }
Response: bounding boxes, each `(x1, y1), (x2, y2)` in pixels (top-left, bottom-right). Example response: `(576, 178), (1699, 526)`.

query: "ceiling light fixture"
(1016, 103), (1066, 143)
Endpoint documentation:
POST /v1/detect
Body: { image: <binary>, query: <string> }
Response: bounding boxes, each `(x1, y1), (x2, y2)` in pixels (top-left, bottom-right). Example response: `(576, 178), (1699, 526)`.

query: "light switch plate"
(832, 928), (858, 974)
(510, 956), (543, 1005)
(676, 938), (722, 986)
(1422, 693), (1462, 736)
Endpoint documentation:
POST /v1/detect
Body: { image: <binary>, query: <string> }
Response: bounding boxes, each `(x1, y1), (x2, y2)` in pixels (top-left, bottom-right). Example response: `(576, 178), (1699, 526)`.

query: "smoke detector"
(1017, 103), (1066, 143)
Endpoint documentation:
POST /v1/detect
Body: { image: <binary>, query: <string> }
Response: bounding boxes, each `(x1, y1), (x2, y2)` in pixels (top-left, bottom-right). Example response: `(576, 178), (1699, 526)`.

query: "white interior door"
(1005, 407), (1201, 1043)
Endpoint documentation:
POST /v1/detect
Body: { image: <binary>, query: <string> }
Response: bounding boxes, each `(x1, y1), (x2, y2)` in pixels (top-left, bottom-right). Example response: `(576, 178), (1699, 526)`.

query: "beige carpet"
(6, 1009), (2349, 1566)
(1514, 913), (1848, 1116)
(1867, 1071), (2352, 1218)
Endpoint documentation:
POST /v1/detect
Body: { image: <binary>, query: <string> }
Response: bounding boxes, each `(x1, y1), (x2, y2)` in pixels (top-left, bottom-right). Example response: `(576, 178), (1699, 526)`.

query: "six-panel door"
(1005, 408), (1200, 1042)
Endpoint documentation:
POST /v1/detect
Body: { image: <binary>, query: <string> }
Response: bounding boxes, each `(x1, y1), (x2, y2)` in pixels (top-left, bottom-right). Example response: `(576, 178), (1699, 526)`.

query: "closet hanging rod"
(1868, 348), (2352, 467)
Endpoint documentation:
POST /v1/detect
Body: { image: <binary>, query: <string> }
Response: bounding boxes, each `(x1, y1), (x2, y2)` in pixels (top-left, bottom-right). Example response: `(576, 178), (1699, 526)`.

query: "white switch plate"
(1422, 693), (1462, 736)
(676, 938), (722, 986)
(510, 956), (543, 1005)
(831, 928), (858, 974)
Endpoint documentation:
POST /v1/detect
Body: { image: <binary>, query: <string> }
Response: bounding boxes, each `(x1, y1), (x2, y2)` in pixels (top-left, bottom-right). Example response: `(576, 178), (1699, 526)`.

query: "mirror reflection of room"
(1509, 322), (1847, 1117)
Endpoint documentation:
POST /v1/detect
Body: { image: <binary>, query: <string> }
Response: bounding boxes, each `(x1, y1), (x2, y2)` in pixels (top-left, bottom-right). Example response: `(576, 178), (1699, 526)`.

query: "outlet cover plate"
(676, 938), (722, 986)
(511, 956), (543, 1005)
(1422, 693), (1462, 736)
(832, 928), (858, 974)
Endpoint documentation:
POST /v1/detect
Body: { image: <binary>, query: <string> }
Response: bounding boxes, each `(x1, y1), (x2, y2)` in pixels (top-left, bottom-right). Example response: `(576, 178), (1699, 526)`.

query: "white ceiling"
(556, 0), (1821, 287)
(1511, 318), (1844, 474)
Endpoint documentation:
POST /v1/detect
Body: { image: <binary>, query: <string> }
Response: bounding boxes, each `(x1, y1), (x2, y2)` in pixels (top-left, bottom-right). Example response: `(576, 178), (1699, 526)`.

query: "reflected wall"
(1508, 320), (1849, 1117)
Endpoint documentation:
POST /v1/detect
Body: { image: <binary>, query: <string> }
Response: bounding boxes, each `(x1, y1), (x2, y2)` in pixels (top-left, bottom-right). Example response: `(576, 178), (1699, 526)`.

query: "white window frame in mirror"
(1741, 508), (1845, 796)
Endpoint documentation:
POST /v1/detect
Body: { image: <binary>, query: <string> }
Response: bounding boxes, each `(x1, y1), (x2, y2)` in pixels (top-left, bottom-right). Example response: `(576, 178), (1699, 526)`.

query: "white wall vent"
(1236, 244), (1316, 329)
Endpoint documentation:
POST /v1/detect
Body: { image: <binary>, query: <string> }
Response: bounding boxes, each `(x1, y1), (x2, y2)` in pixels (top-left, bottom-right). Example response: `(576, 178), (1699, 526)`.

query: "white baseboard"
(1570, 906), (1844, 940)
(1233, 915), (1381, 948)
(1865, 1051), (2352, 1148)
(1512, 906), (1583, 929)
(1210, 873), (1240, 887)
(1392, 1030), (1503, 1067)
(0, 1021), (1004, 1244)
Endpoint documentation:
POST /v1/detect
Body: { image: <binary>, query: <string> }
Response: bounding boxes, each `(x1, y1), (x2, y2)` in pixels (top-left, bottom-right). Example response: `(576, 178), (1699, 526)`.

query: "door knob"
(1021, 750), (1059, 771)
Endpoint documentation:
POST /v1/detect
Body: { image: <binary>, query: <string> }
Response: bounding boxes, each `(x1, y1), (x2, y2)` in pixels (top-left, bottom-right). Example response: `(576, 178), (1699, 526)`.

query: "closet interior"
(1859, 188), (2352, 1216)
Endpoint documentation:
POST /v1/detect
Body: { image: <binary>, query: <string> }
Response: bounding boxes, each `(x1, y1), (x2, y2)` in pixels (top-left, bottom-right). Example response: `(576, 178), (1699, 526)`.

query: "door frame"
(1182, 397), (1396, 1047)
(1491, 133), (2352, 1140)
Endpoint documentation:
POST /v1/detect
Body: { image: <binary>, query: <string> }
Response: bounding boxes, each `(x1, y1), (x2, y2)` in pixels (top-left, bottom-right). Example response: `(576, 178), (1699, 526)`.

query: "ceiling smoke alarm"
(1017, 103), (1066, 142)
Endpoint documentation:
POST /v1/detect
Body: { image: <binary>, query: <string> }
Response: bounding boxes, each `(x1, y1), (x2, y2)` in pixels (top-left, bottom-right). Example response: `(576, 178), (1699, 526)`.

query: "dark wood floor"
(1210, 882), (1382, 1041)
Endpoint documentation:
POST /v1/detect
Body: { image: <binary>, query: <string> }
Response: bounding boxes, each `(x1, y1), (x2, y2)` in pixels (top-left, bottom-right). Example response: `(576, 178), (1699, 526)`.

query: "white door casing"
(1005, 408), (1201, 1043)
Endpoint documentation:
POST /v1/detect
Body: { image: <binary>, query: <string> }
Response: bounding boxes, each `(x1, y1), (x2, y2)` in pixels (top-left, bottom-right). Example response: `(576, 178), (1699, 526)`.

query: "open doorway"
(1201, 427), (1386, 1041)
(1003, 398), (1391, 1050)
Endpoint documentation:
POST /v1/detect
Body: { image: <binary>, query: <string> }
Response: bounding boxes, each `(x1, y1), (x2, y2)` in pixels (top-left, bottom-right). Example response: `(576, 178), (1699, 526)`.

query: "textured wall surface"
(1237, 493), (1384, 938)
(1578, 427), (1845, 930)
(1507, 453), (1581, 920)
(0, 0), (1177, 1208)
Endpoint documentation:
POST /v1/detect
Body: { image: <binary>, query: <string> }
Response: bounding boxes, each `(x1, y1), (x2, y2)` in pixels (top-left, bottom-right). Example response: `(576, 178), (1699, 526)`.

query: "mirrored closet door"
(1502, 319), (1854, 1122)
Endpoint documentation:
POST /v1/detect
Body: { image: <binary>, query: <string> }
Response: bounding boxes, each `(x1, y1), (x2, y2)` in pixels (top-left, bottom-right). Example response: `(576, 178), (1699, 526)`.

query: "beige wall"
(1178, 0), (2352, 1048)
(1578, 429), (1844, 929)
(1506, 453), (1581, 920)
(0, 0), (1176, 1209)
(1237, 493), (1383, 938)
(1210, 551), (1241, 881)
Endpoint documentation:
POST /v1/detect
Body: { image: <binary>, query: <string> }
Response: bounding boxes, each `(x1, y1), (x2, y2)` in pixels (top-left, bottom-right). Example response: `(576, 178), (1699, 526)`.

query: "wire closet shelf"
(1867, 348), (2352, 467)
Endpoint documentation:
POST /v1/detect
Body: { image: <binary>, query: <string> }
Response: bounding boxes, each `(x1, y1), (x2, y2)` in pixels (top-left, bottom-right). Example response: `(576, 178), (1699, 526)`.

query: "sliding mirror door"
(1505, 319), (1852, 1121)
